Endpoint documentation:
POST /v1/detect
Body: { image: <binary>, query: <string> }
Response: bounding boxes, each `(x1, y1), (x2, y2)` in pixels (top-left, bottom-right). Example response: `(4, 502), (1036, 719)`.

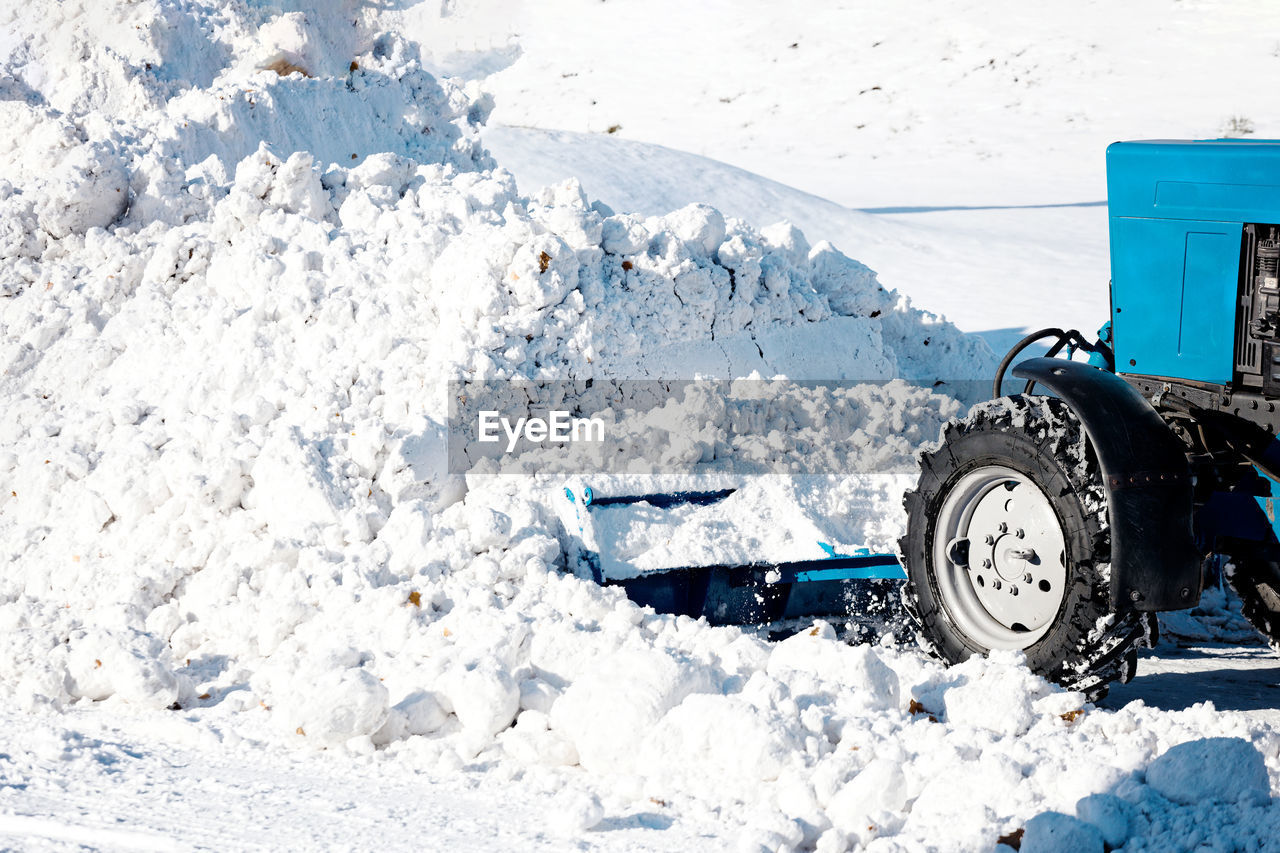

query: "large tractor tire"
(1225, 547), (1280, 650)
(899, 396), (1150, 699)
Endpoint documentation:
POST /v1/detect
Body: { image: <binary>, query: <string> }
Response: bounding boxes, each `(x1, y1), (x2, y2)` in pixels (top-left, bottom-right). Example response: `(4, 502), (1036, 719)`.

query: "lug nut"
(993, 580), (1002, 590)
(985, 534), (995, 545)
(1010, 585), (1019, 596)
(1023, 573), (1033, 583)
(998, 522), (1008, 534)
(982, 558), (992, 569)
(1015, 528), (1025, 539)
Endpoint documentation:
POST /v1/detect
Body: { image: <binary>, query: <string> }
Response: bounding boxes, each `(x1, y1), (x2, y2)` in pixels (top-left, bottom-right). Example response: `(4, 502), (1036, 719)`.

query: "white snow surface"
(466, 0), (1280, 352)
(3, 2), (1280, 852)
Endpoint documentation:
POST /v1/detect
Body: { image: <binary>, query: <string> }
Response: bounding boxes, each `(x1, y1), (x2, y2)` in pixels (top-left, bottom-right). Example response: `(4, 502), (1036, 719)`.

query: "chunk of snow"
(1021, 812), (1104, 853)
(1145, 737), (1271, 806)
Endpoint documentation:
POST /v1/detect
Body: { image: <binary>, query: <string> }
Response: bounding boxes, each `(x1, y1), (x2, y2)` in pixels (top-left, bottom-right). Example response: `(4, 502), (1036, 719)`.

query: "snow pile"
(3, 2), (1279, 851)
(0, 0), (992, 734)
(1014, 736), (1277, 853)
(1145, 736), (1269, 805)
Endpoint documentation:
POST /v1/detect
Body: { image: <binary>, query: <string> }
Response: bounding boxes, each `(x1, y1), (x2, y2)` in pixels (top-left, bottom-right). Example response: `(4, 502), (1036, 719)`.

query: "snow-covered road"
(3, 639), (1279, 852)
(0, 704), (725, 852)
(1107, 645), (1280, 724)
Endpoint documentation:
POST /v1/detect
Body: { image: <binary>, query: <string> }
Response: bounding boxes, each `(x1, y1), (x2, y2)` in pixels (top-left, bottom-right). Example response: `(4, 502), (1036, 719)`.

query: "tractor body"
(1104, 140), (1280, 588)
(901, 140), (1280, 695)
(1107, 140), (1280, 385)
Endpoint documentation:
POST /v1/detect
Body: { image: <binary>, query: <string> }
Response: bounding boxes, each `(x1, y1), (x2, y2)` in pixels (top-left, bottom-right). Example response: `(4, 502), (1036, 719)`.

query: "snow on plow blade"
(560, 485), (905, 625)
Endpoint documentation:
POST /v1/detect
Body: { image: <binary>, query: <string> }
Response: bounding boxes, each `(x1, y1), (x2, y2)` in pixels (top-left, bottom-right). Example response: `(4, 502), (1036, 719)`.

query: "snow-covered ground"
(5, 1), (1280, 851)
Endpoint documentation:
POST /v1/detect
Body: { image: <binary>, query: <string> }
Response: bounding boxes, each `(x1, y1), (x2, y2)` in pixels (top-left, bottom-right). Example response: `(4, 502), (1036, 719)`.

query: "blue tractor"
(901, 140), (1280, 697)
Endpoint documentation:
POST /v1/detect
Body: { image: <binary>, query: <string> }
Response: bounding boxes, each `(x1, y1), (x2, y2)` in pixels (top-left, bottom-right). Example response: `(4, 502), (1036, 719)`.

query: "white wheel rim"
(933, 465), (1069, 649)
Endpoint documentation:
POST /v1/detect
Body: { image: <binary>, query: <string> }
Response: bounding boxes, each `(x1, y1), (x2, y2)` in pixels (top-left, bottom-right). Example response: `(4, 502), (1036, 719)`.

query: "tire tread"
(899, 396), (1147, 700)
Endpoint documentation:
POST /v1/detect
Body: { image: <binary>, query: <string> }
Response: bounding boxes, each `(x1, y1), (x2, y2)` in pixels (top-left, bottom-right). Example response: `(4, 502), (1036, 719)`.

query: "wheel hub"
(993, 534), (1034, 581)
(933, 465), (1070, 649)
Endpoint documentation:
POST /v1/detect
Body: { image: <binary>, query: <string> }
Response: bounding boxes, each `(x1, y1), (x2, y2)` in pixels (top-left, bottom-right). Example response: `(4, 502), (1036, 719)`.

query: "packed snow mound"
(0, 128), (977, 698)
(0, 0), (988, 732)
(1144, 736), (1270, 806)
(0, 0), (492, 263)
(1015, 736), (1277, 853)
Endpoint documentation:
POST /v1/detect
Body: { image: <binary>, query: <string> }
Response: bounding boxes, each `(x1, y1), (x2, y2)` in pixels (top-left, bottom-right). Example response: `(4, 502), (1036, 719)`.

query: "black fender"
(1011, 358), (1201, 611)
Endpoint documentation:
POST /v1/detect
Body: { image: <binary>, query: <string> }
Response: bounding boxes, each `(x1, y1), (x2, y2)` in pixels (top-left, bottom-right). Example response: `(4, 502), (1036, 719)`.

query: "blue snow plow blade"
(562, 485), (905, 625)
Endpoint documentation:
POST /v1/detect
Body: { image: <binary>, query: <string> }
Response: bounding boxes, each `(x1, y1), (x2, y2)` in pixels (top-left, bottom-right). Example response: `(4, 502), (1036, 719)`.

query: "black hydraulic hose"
(992, 328), (1066, 398)
(992, 327), (1116, 398)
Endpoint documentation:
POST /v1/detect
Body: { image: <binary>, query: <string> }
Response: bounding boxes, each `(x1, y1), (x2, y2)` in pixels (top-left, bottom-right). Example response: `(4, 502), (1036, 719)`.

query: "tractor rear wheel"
(900, 396), (1150, 698)
(1225, 547), (1280, 649)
